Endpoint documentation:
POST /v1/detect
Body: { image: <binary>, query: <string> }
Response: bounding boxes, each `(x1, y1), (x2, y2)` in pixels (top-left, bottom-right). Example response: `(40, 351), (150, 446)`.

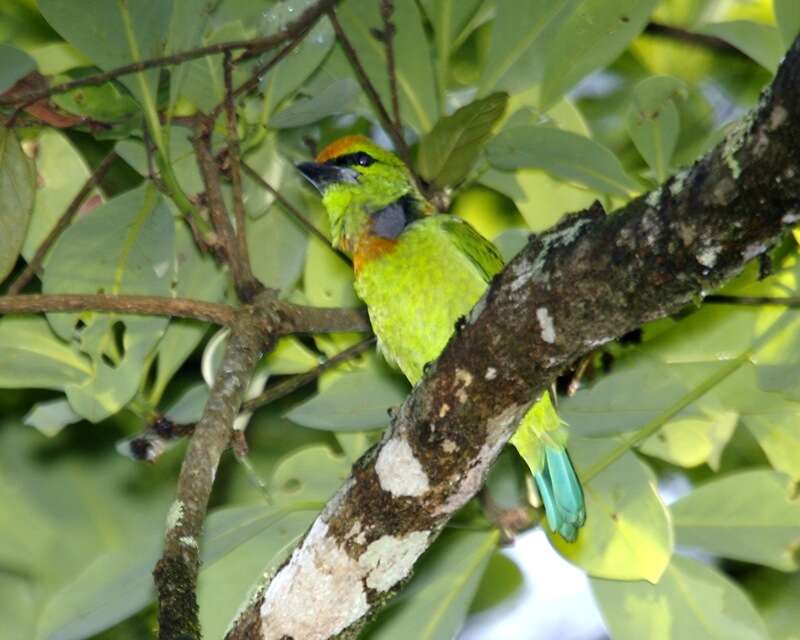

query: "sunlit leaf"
(672, 469), (800, 571)
(775, 0), (800, 49)
(592, 555), (770, 640)
(0, 127), (35, 283)
(550, 437), (673, 583)
(417, 92), (507, 188)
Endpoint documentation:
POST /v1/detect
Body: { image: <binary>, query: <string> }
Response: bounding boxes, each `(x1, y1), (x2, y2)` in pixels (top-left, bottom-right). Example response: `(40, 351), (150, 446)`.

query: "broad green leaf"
(592, 555), (769, 640)
(241, 135), (289, 218)
(0, 43), (36, 93)
(151, 223), (227, 401)
(478, 0), (579, 94)
(0, 127), (35, 282)
(43, 184), (175, 421)
(264, 337), (319, 375)
(22, 130), (96, 261)
(538, 0), (658, 108)
(775, 0), (800, 49)
(639, 411), (737, 470)
(672, 469), (800, 571)
(550, 437), (673, 582)
(23, 397), (81, 437)
(487, 125), (639, 197)
(0, 315), (90, 390)
(38, 0), (173, 110)
(269, 78), (360, 129)
(303, 223), (358, 309)
(286, 370), (408, 431)
(337, 0), (437, 132)
(271, 444), (351, 506)
(26, 41), (90, 75)
(366, 529), (499, 640)
(699, 21), (784, 73)
(50, 72), (140, 122)
(259, 1), (334, 118)
(0, 574), (36, 640)
(469, 551), (524, 613)
(417, 92), (508, 188)
(420, 0), (483, 98)
(627, 76), (688, 181)
(167, 0), (216, 108)
(247, 203), (308, 293)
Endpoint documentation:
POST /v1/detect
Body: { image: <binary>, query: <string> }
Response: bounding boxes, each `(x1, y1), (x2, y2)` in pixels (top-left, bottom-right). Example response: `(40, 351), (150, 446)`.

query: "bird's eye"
(331, 152), (375, 168)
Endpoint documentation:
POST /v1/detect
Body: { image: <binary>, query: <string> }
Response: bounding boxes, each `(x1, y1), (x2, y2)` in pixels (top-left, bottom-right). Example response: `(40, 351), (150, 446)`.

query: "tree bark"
(226, 36), (800, 640)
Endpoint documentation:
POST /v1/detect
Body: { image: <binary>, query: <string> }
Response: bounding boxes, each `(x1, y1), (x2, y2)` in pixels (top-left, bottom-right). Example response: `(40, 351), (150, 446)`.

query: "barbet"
(297, 136), (585, 541)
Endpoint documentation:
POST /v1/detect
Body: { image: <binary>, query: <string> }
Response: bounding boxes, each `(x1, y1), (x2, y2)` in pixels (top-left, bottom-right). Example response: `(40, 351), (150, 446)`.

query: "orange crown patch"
(315, 135), (371, 163)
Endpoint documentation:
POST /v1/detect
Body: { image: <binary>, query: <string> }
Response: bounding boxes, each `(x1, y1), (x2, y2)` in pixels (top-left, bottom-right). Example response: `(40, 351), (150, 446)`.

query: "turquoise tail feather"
(534, 446), (586, 543)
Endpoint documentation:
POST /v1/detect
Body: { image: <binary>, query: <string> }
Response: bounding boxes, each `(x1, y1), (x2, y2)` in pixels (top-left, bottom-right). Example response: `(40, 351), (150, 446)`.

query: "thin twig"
(8, 150), (117, 295)
(243, 336), (375, 412)
(222, 51), (255, 289)
(240, 161), (351, 266)
(0, 293), (236, 324)
(704, 294), (800, 307)
(380, 0), (401, 128)
(327, 9), (414, 172)
(0, 0), (337, 114)
(192, 122), (261, 301)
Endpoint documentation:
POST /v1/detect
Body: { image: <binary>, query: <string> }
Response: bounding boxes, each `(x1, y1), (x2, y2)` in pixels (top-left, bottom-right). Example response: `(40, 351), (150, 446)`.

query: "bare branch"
(0, 293), (236, 325)
(704, 294), (800, 307)
(380, 0), (401, 128)
(154, 293), (276, 639)
(8, 150), (117, 295)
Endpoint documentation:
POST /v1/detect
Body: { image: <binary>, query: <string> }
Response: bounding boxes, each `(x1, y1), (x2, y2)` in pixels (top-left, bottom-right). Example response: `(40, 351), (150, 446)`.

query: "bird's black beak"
(296, 161), (357, 192)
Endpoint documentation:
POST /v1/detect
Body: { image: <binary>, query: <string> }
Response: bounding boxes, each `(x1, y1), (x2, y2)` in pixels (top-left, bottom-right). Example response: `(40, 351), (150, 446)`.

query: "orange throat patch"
(353, 234), (398, 274)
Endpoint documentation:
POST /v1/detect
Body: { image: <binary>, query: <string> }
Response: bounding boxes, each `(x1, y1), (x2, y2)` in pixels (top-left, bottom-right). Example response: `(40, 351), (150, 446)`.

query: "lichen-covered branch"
(226, 36), (800, 640)
(154, 293), (277, 639)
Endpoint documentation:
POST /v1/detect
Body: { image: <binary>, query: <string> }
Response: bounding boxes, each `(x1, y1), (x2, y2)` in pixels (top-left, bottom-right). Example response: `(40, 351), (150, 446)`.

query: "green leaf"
(366, 529), (498, 640)
(775, 0), (800, 49)
(43, 184), (175, 421)
(592, 555), (769, 640)
(0, 43), (36, 93)
(26, 42), (90, 76)
(487, 124), (639, 197)
(50, 71), (140, 122)
(745, 569), (800, 640)
(672, 469), (800, 571)
(417, 92), (507, 188)
(263, 337), (319, 376)
(167, 0), (216, 108)
(269, 78), (360, 129)
(22, 130), (97, 261)
(699, 21), (784, 73)
(23, 397), (81, 437)
(469, 551), (524, 613)
(38, 0), (173, 108)
(550, 437), (673, 582)
(164, 383), (209, 425)
(538, 0), (658, 108)
(241, 135), (290, 218)
(271, 444), (351, 506)
(337, 0), (438, 132)
(151, 223), (226, 401)
(420, 0), (483, 98)
(0, 127), (35, 283)
(0, 315), (90, 390)
(247, 203), (308, 294)
(627, 76), (687, 181)
(286, 370), (408, 431)
(259, 1), (334, 118)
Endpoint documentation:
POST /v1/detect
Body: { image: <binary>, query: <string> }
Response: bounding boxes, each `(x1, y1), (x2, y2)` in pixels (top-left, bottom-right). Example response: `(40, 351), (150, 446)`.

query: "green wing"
(438, 216), (505, 283)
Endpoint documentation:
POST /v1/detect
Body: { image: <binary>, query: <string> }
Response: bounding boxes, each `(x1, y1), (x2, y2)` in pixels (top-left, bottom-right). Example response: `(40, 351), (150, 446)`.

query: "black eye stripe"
(328, 151), (375, 168)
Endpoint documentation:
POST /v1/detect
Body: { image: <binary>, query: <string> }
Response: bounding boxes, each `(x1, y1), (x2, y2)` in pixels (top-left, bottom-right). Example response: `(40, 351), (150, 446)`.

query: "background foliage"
(0, 0), (799, 638)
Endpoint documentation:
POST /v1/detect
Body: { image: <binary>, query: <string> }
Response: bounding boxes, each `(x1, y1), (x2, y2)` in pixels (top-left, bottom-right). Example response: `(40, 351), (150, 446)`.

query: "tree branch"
(644, 21), (750, 58)
(379, 0), (401, 129)
(7, 150), (117, 295)
(154, 293), (276, 639)
(0, 294), (236, 325)
(226, 35), (800, 640)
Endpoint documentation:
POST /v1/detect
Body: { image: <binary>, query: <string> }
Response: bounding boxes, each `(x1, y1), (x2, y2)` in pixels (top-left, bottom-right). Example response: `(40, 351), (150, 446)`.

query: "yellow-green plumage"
(297, 136), (585, 541)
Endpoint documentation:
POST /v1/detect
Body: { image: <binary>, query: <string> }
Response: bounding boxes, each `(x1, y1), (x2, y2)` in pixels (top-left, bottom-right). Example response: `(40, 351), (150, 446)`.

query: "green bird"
(297, 135), (585, 541)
